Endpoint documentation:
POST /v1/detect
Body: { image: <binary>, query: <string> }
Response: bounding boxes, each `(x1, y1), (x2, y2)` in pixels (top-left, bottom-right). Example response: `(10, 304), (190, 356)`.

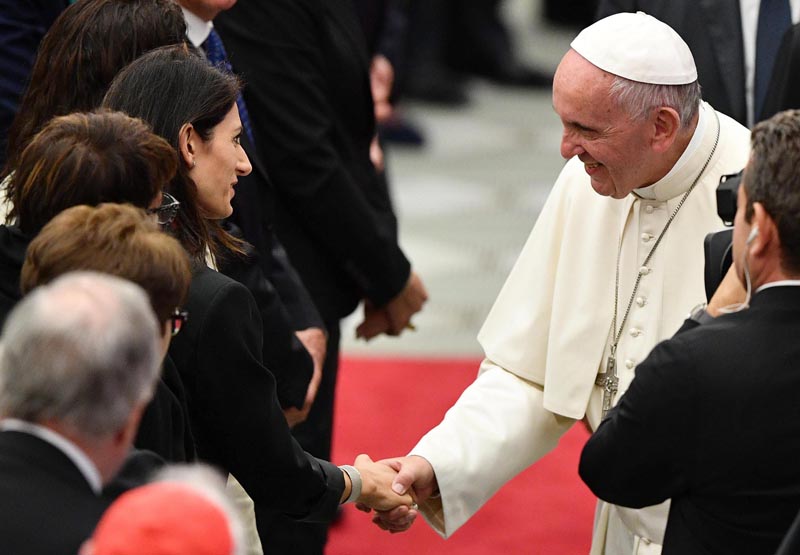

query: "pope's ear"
(178, 122), (196, 168)
(650, 107), (681, 153)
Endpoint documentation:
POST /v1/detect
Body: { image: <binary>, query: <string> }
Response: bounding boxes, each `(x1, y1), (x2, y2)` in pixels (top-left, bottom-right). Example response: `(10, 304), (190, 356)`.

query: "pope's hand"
(364, 455), (438, 533)
(351, 454), (414, 511)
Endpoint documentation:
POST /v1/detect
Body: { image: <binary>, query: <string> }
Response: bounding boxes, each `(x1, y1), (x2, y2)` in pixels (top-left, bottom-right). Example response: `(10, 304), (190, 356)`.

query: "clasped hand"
(356, 455), (438, 533)
(356, 272), (428, 341)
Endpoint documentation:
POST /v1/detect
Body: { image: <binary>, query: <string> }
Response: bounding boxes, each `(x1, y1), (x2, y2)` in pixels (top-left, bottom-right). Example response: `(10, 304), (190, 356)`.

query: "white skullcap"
(570, 11), (697, 85)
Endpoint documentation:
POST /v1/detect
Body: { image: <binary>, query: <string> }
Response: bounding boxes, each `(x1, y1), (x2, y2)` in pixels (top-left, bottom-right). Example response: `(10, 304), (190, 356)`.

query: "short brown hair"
(12, 111), (176, 234)
(21, 204), (191, 326)
(746, 109), (800, 273)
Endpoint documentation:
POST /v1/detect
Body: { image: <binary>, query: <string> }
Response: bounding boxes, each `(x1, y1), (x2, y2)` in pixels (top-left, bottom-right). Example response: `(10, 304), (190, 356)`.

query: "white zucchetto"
(570, 11), (698, 85)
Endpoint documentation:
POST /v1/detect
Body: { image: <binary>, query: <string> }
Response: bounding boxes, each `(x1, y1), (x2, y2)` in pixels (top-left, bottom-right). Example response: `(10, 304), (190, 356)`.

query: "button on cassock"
(636, 296), (646, 307)
(629, 328), (642, 337)
(639, 266), (651, 275)
(625, 359), (635, 369)
(641, 233), (652, 242)
(644, 204), (654, 214)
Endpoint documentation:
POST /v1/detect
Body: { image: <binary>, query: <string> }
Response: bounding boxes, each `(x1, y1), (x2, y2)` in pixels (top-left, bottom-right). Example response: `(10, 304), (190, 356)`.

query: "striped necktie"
(202, 28), (255, 146)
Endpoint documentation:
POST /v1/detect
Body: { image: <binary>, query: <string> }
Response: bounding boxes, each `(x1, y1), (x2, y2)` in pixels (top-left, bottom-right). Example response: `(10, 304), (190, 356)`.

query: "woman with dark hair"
(102, 45), (412, 541)
(103, 44), (247, 264)
(1, 0), (186, 193)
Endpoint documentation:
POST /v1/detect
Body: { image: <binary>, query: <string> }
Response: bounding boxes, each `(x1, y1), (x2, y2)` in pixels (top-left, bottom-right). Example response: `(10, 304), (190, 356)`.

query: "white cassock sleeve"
(409, 359), (576, 537)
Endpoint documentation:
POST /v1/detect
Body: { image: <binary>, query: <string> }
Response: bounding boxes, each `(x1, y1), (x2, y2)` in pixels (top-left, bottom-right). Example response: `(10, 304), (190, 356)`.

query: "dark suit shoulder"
(0, 431), (109, 555)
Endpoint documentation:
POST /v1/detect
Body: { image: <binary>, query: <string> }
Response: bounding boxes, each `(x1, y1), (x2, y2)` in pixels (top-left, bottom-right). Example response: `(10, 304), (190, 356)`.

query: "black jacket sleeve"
(171, 271), (343, 521)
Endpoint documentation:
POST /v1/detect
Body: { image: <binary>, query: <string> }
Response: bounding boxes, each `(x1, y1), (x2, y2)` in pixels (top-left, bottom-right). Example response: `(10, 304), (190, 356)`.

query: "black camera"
(703, 170), (743, 300)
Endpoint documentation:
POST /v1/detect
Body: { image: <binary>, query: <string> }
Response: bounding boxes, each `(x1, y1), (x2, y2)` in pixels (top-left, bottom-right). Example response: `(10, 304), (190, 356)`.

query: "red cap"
(90, 482), (234, 555)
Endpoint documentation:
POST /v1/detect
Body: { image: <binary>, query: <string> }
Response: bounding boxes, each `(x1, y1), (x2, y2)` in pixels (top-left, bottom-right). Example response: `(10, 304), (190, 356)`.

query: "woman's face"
(188, 105), (252, 219)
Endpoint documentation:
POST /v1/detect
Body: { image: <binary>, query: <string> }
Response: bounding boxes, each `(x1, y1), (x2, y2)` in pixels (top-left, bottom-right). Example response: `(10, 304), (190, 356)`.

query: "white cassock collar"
(633, 102), (714, 201)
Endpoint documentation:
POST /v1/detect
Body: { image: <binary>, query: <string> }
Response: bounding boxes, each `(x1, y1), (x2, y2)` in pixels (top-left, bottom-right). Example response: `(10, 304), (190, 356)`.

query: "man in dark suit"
(0, 0), (68, 169)
(580, 109), (800, 554)
(0, 272), (166, 555)
(214, 1), (427, 552)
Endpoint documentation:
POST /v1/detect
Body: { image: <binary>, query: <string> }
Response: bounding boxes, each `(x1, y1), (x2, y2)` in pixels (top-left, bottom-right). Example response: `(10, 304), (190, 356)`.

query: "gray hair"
(0, 271), (161, 438)
(608, 76), (702, 129)
(154, 465), (246, 555)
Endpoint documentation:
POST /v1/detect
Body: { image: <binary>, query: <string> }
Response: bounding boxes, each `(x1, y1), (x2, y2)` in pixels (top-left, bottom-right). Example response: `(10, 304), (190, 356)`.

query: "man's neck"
(753, 266), (800, 292)
(178, 2), (218, 22)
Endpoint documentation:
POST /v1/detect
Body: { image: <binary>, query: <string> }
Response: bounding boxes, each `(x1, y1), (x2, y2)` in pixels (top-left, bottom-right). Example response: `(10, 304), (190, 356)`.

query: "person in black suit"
(214, 3), (427, 551)
(597, 1), (749, 125)
(580, 109), (800, 554)
(0, 271), (168, 555)
(760, 22), (800, 121)
(102, 45), (414, 549)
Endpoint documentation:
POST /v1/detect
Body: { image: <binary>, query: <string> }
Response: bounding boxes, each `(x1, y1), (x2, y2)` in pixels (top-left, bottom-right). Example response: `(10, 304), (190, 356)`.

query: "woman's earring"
(191, 159), (196, 168)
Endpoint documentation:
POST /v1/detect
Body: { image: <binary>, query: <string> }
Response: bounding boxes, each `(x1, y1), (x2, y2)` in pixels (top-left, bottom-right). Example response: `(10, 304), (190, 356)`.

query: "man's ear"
(651, 107), (681, 153)
(178, 122), (196, 169)
(750, 202), (778, 255)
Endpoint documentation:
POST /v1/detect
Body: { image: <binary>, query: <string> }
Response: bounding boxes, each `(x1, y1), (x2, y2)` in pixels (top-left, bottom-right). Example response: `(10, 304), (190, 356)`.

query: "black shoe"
(379, 116), (425, 147)
(405, 68), (470, 106)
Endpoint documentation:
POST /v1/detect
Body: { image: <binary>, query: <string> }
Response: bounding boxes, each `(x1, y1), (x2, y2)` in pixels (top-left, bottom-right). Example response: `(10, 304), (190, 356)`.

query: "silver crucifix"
(594, 352), (619, 419)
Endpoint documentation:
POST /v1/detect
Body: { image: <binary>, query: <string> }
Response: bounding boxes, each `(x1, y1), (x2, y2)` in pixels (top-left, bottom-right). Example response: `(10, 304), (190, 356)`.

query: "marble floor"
(341, 4), (581, 357)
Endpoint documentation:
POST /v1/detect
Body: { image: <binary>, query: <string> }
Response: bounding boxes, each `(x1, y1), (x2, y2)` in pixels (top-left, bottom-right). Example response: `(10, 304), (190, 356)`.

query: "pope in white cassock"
(371, 12), (752, 555)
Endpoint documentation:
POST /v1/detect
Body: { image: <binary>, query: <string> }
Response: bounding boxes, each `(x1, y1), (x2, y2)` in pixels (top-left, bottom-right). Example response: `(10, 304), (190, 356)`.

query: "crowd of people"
(0, 1), (799, 555)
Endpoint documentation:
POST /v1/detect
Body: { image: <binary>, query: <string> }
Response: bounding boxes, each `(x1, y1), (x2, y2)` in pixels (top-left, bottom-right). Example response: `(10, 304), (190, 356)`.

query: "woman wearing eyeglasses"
(102, 44), (413, 538)
(0, 110), (198, 465)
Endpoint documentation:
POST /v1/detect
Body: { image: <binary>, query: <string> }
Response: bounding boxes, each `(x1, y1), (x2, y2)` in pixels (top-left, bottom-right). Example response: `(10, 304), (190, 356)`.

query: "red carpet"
(328, 356), (596, 555)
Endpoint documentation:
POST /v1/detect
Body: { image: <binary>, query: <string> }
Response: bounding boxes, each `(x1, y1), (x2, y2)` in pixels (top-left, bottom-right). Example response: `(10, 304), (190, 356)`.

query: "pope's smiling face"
(553, 50), (660, 199)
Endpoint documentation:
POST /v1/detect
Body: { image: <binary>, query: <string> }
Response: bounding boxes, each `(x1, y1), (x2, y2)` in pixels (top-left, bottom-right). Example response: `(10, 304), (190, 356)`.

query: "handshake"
(341, 454), (438, 533)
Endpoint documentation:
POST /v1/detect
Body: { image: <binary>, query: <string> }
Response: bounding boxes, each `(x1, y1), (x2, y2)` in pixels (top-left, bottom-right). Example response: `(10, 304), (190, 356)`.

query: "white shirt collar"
(633, 102), (708, 200)
(181, 7), (213, 48)
(756, 280), (800, 293)
(0, 418), (103, 493)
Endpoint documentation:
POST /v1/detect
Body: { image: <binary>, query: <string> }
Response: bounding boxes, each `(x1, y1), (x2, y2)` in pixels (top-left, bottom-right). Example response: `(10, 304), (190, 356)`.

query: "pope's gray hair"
(609, 75), (702, 129)
(0, 271), (160, 438)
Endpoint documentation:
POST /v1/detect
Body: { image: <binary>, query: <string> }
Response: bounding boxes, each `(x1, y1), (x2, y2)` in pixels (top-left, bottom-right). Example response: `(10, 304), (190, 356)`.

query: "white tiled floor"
(341, 3), (580, 357)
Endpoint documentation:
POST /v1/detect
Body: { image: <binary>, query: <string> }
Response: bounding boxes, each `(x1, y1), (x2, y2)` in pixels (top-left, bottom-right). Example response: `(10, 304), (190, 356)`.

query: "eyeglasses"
(169, 308), (189, 337)
(148, 192), (180, 226)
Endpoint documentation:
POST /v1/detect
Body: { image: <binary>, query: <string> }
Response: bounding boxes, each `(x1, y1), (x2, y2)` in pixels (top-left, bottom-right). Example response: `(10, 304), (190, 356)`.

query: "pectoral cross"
(594, 352), (619, 419)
